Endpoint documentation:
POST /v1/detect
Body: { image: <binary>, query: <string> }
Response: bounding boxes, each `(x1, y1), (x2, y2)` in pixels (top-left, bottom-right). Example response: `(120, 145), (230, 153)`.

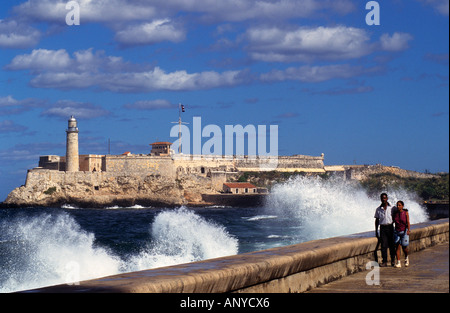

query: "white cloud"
(245, 25), (373, 62)
(0, 19), (41, 49)
(379, 32), (414, 52)
(13, 0), (157, 23)
(7, 49), (72, 71)
(0, 95), (19, 107)
(6, 47), (389, 91)
(13, 0), (355, 24)
(6, 48), (248, 92)
(245, 26), (414, 63)
(41, 100), (110, 119)
(0, 95), (47, 116)
(115, 19), (186, 46)
(8, 0), (356, 48)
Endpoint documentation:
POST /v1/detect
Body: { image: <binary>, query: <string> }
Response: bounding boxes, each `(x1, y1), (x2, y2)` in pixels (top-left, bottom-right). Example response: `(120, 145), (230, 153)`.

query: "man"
(374, 193), (396, 266)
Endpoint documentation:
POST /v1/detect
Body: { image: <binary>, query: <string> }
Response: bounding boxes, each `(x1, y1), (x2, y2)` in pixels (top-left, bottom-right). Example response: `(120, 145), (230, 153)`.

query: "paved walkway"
(307, 243), (449, 293)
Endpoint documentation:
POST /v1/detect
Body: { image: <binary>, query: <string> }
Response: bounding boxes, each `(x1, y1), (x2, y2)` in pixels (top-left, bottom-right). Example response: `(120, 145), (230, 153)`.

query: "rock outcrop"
(2, 169), (218, 208)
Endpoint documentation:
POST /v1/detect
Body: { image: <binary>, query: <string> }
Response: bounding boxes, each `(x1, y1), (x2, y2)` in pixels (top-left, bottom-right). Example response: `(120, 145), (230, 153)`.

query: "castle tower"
(66, 115), (79, 172)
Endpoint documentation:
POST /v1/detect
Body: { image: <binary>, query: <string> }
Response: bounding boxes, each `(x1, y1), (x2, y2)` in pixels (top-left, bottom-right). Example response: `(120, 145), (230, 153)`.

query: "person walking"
(374, 193), (396, 267)
(393, 200), (411, 267)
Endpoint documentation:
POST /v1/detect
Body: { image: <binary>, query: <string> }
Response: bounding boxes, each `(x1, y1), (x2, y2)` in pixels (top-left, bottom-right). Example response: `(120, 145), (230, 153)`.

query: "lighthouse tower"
(66, 115), (79, 172)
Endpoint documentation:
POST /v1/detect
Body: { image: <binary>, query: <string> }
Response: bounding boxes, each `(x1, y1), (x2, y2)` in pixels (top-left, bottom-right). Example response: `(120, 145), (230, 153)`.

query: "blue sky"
(0, 0), (448, 200)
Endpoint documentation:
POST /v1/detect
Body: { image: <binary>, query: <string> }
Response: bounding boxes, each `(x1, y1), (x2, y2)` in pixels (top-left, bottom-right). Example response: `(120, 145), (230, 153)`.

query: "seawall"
(24, 218), (448, 293)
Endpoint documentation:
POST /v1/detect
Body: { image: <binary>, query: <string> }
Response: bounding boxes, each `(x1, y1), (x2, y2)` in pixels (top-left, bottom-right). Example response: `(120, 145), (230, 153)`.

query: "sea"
(0, 176), (430, 293)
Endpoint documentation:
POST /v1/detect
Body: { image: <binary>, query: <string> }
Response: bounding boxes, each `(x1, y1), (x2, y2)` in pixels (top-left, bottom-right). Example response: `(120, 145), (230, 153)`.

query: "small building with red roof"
(223, 182), (257, 194)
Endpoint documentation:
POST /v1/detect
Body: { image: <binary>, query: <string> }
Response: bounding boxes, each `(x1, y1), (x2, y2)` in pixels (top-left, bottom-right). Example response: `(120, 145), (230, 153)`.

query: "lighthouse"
(66, 115), (79, 172)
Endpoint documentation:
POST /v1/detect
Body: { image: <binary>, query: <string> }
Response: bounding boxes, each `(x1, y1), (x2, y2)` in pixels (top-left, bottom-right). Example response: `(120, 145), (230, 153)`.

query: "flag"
(181, 104), (185, 112)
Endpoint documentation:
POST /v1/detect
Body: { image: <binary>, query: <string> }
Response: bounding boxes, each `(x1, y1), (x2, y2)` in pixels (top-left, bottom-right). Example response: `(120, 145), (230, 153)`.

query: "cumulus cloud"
(41, 100), (110, 119)
(13, 0), (355, 24)
(13, 0), (157, 24)
(7, 49), (72, 71)
(0, 19), (41, 49)
(7, 0), (356, 47)
(379, 32), (414, 52)
(6, 48), (249, 92)
(245, 25), (373, 62)
(6, 46), (391, 91)
(0, 95), (46, 116)
(115, 19), (186, 46)
(245, 26), (414, 63)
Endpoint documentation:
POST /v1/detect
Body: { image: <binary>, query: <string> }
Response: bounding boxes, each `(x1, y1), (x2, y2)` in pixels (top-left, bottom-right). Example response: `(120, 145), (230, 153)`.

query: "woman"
(393, 200), (411, 267)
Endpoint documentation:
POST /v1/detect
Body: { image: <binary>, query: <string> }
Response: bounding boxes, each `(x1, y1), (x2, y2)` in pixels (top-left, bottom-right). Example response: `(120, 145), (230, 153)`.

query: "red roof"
(224, 182), (256, 189)
(150, 142), (172, 146)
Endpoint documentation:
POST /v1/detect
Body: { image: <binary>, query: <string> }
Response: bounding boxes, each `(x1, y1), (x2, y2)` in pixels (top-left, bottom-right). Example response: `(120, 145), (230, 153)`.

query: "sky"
(0, 0), (448, 201)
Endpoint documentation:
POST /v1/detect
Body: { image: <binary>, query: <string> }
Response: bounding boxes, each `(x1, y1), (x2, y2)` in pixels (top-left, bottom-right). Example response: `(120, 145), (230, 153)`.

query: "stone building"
(223, 182), (257, 194)
(150, 142), (172, 156)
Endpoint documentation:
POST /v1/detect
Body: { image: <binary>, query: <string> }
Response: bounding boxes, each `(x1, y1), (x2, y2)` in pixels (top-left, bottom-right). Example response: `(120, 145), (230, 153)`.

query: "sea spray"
(265, 176), (429, 241)
(0, 207), (238, 292)
(0, 213), (121, 292)
(125, 207), (239, 271)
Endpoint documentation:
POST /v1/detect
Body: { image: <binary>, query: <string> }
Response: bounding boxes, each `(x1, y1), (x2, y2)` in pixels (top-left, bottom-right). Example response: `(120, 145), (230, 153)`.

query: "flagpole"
(171, 103), (188, 154)
(178, 103), (182, 154)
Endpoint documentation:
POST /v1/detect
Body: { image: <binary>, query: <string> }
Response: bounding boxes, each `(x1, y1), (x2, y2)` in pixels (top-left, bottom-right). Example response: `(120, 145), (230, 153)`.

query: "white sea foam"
(0, 213), (121, 292)
(105, 204), (149, 209)
(0, 207), (238, 292)
(244, 215), (278, 221)
(125, 207), (238, 271)
(265, 176), (429, 241)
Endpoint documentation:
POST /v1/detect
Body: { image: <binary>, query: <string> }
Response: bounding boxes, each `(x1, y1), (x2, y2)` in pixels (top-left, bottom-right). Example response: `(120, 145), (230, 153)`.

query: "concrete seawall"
(25, 218), (448, 293)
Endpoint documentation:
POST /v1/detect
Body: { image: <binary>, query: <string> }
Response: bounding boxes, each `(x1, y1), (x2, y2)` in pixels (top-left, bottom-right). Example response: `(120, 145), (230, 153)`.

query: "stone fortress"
(3, 116), (435, 208)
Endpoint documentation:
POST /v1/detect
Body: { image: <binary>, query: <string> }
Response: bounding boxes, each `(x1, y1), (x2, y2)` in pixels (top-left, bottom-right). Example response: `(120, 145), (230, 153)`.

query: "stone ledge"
(23, 219), (449, 293)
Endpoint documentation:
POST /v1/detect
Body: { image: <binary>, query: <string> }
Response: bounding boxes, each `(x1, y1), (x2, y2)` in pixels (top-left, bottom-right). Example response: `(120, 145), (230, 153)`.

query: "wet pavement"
(307, 243), (449, 293)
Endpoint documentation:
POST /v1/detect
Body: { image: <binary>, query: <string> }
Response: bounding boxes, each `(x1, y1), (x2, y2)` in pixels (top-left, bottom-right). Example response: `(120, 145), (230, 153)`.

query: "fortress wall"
(25, 169), (107, 189)
(173, 155), (236, 174)
(105, 155), (176, 178)
(171, 154), (325, 173)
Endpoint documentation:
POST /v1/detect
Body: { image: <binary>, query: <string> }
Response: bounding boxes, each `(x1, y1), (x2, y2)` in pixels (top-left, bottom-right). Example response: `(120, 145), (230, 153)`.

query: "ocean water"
(0, 176), (429, 292)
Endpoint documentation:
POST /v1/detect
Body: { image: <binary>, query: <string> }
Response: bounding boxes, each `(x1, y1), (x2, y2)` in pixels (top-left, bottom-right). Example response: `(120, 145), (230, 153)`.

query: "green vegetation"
(360, 173), (449, 201)
(43, 187), (57, 195)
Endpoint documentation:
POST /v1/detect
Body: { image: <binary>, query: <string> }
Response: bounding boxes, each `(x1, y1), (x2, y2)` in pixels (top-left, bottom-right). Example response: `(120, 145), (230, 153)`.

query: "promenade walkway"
(307, 243), (449, 293)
